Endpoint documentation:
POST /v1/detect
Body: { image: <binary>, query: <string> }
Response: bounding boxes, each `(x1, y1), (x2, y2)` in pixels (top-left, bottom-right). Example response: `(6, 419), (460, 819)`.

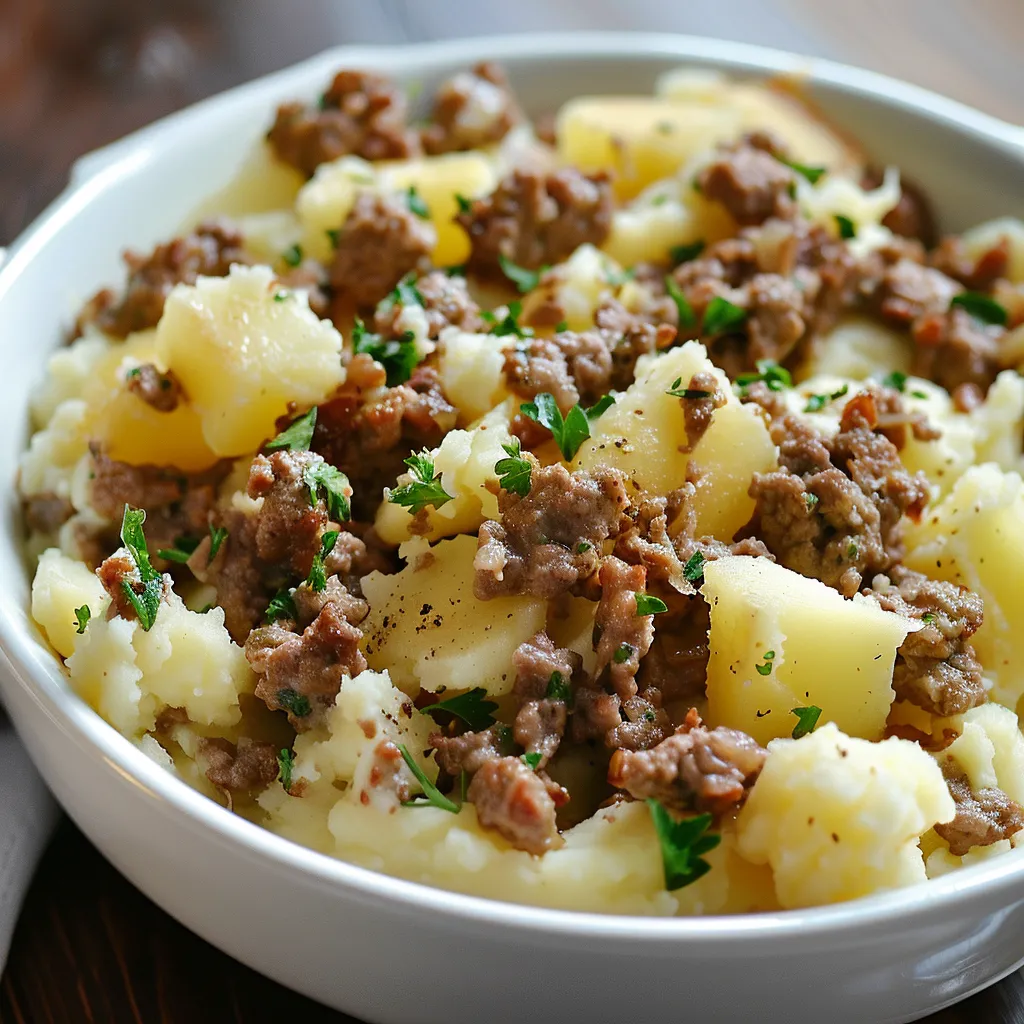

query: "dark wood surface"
(2, 3), (1022, 1021)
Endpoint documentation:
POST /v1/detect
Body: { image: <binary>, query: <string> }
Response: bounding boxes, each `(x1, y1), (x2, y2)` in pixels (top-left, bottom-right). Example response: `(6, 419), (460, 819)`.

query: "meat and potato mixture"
(22, 64), (1024, 915)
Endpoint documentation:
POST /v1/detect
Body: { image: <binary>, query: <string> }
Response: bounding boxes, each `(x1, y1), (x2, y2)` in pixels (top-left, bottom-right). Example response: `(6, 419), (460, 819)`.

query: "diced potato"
(437, 328), (512, 425)
(940, 703), (1024, 804)
(18, 399), (89, 504)
(959, 217), (1024, 283)
(574, 342), (777, 541)
(797, 167), (901, 243)
(236, 209), (304, 266)
(295, 156), (377, 262)
(799, 315), (911, 383)
(702, 556), (918, 744)
(189, 141), (305, 221)
(520, 244), (623, 332)
(736, 723), (954, 908)
(31, 332), (112, 430)
(155, 265), (345, 457)
(360, 535), (547, 697)
(31, 548), (109, 658)
(904, 465), (1024, 710)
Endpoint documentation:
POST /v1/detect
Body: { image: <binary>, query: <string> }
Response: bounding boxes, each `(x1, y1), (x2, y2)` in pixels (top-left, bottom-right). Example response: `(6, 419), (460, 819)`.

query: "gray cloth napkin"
(0, 714), (57, 971)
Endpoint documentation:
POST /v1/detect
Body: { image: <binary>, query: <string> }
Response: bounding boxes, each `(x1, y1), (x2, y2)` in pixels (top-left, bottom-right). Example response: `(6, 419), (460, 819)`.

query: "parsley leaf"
(545, 671), (573, 703)
(391, 274), (425, 309)
(454, 192), (473, 214)
(670, 240), (705, 265)
(303, 461), (352, 522)
(157, 534), (200, 563)
(575, 541), (592, 554)
(779, 157), (826, 184)
(804, 384), (849, 412)
(835, 215), (856, 240)
(647, 800), (721, 891)
(521, 752), (542, 771)
(307, 530), (339, 593)
(555, 319), (569, 333)
(755, 650), (776, 676)
(209, 524), (228, 561)
(881, 370), (908, 393)
(277, 688), (311, 718)
(495, 438), (532, 497)
(278, 749), (295, 792)
(804, 492), (820, 511)
(736, 359), (792, 394)
(950, 292), (1008, 327)
(406, 185), (430, 219)
(791, 705), (822, 739)
(665, 275), (696, 329)
(703, 296), (748, 336)
(282, 243), (303, 268)
(352, 317), (422, 387)
(519, 392), (612, 461)
(485, 300), (532, 338)
(326, 228), (340, 248)
(399, 745), (460, 813)
(635, 593), (668, 616)
(682, 550), (706, 584)
(922, 612), (937, 625)
(118, 506), (164, 631)
(613, 642), (636, 665)
(388, 451), (453, 514)
(74, 605), (91, 634)
(423, 687), (499, 731)
(265, 589), (297, 623)
(666, 376), (712, 400)
(499, 255), (546, 294)
(266, 407), (317, 452)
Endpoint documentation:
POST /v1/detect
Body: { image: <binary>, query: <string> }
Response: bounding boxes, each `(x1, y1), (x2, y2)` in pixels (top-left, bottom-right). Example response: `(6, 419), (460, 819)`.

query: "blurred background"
(2, 0), (1022, 245)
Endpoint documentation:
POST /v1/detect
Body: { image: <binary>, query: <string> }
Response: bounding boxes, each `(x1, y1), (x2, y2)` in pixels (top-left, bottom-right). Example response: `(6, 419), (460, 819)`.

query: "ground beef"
(468, 756), (563, 854)
(860, 251), (959, 326)
(910, 307), (1002, 394)
(867, 566), (985, 717)
(267, 69), (419, 176)
(637, 599), (712, 704)
(679, 370), (727, 452)
(22, 492), (74, 534)
(571, 686), (624, 743)
(593, 556), (655, 701)
(931, 235), (1010, 292)
(96, 550), (169, 622)
(313, 359), (457, 520)
(125, 364), (184, 412)
(512, 632), (582, 701)
(502, 337), (582, 414)
(75, 221), (247, 339)
(612, 492), (692, 594)
(514, 700), (567, 770)
(328, 192), (435, 309)
(871, 385), (942, 450)
(457, 168), (613, 276)
(373, 270), (485, 339)
(861, 170), (936, 245)
(696, 133), (797, 226)
(198, 737), (279, 794)
(935, 766), (1024, 856)
(473, 464), (629, 599)
(605, 691), (673, 752)
(244, 597), (368, 730)
(290, 571), (373, 630)
(429, 724), (508, 777)
(608, 709), (767, 816)
(592, 300), (679, 392)
(421, 61), (520, 155)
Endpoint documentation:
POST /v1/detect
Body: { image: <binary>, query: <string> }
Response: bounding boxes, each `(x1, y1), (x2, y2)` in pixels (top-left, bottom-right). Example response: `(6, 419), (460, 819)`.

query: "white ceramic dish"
(2, 33), (1024, 1024)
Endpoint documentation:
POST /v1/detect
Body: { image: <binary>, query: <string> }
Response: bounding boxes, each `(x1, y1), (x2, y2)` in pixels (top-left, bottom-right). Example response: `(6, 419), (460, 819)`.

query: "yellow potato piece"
(702, 556), (918, 745)
(574, 342), (777, 541)
(189, 141), (305, 221)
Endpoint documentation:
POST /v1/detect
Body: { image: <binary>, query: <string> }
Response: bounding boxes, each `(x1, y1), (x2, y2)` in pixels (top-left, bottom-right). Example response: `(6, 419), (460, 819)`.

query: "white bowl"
(2, 33), (1024, 1024)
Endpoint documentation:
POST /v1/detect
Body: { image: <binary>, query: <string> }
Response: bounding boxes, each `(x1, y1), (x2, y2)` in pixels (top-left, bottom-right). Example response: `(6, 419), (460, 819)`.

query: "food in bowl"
(19, 61), (1024, 917)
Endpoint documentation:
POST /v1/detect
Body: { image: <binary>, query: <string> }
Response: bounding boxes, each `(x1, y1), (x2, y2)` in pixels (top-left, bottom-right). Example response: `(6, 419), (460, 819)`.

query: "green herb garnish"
(118, 506), (163, 631)
(881, 370), (908, 393)
(521, 752), (543, 771)
(736, 359), (792, 393)
(635, 593), (669, 616)
(265, 589), (297, 623)
(454, 192), (473, 214)
(157, 534), (200, 564)
(666, 376), (712, 400)
(647, 800), (720, 891)
(303, 461), (352, 522)
(495, 438), (532, 497)
(545, 671), (572, 703)
(282, 243), (303, 268)
(922, 612), (937, 625)
(613, 642), (636, 665)
(804, 384), (849, 413)
(391, 274), (425, 309)
(406, 185), (430, 219)
(352, 317), (421, 387)
(804, 492), (820, 511)
(388, 451), (453, 514)
(950, 292), (1008, 327)
(278, 749), (295, 791)
(423, 687), (499, 732)
(670, 240), (705, 265)
(791, 705), (822, 739)
(702, 296), (748, 336)
(779, 157), (826, 184)
(277, 688), (311, 718)
(266, 408), (317, 452)
(307, 530), (339, 593)
(665, 275), (696, 329)
(208, 524), (228, 561)
(575, 541), (592, 554)
(835, 215), (855, 240)
(485, 300), (532, 338)
(519, 392), (612, 461)
(755, 650), (775, 676)
(74, 605), (91, 634)
(682, 550), (706, 584)
(499, 255), (546, 294)
(399, 744), (460, 813)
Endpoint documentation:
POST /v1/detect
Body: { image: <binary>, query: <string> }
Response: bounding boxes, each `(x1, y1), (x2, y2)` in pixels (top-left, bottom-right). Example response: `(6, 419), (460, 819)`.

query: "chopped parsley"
(647, 800), (720, 891)
(454, 192), (473, 214)
(804, 384), (849, 413)
(682, 550), (706, 584)
(406, 185), (430, 219)
(265, 589), (297, 623)
(266, 407), (317, 452)
(736, 359), (792, 394)
(277, 688), (311, 718)
(791, 705), (822, 739)
(613, 642), (636, 665)
(950, 291), (1008, 327)
(484, 300), (532, 338)
(277, 749), (295, 792)
(666, 376), (712, 400)
(352, 317), (422, 387)
(847, 540), (859, 559)
(307, 530), (339, 593)
(273, 290), (291, 303)
(118, 506), (164, 631)
(208, 524), (228, 561)
(670, 240), (705, 265)
(702, 296), (748, 336)
(555, 320), (569, 333)
(881, 370), (908, 393)
(157, 534), (200, 564)
(778, 157), (826, 184)
(495, 438), (532, 497)
(575, 541), (592, 554)
(755, 650), (775, 676)
(303, 461), (352, 522)
(519, 392), (613, 461)
(665, 275), (697, 329)
(835, 215), (856, 240)
(545, 671), (573, 703)
(499, 255), (546, 294)
(922, 612), (937, 625)
(282, 243), (303, 268)
(804, 492), (820, 511)
(521, 752), (542, 771)
(399, 745), (460, 813)
(74, 605), (91, 634)
(422, 687), (498, 732)
(635, 593), (669, 616)
(391, 274), (425, 309)
(326, 228), (341, 248)
(388, 451), (453, 514)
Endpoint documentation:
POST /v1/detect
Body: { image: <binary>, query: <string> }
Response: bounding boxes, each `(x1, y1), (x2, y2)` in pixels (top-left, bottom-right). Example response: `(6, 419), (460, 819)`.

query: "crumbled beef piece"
(373, 270), (485, 339)
(935, 767), (1024, 856)
(747, 391), (928, 595)
(96, 550), (169, 622)
(679, 370), (727, 452)
(910, 306), (1002, 394)
(952, 382), (985, 414)
(474, 464), (629, 599)
(126, 364), (184, 413)
(313, 360), (456, 521)
(198, 737), (279, 794)
(512, 631), (582, 702)
(468, 756), (563, 854)
(279, 260), (330, 318)
(931, 235), (1010, 292)
(867, 566), (985, 717)
(328, 192), (435, 308)
(503, 337), (581, 414)
(291, 571), (372, 630)
(860, 254), (960, 326)
(571, 686), (623, 743)
(22, 492), (74, 534)
(593, 300), (678, 392)
(267, 69), (419, 176)
(244, 598), (368, 730)
(457, 168), (613, 275)
(421, 61), (520, 154)
(637, 599), (712, 704)
(429, 724), (507, 777)
(608, 709), (767, 816)
(594, 556), (655, 701)
(860, 170), (936, 245)
(696, 134), (797, 226)
(871, 385), (942, 449)
(612, 493), (690, 594)
(356, 739), (412, 808)
(75, 222), (247, 339)
(606, 690), (673, 752)
(514, 700), (567, 770)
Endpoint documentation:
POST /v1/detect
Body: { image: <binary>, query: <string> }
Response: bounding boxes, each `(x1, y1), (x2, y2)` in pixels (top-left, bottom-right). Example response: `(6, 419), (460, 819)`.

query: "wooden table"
(2, 3), (1022, 1021)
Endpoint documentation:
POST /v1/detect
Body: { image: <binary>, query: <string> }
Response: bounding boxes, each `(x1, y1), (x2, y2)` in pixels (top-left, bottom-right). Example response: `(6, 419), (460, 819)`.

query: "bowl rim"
(3, 29), (1024, 947)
